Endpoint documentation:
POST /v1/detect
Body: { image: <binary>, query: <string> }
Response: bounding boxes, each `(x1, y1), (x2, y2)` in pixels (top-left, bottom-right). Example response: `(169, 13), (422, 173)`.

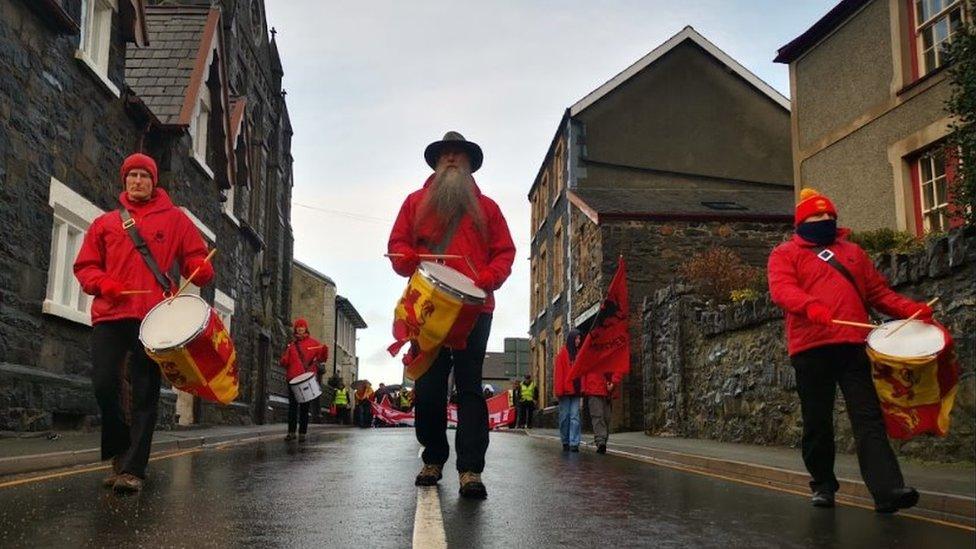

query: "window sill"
(550, 293), (562, 306)
(897, 65), (948, 97)
(42, 299), (92, 327)
(74, 50), (121, 98)
(190, 154), (215, 180)
(223, 210), (241, 227)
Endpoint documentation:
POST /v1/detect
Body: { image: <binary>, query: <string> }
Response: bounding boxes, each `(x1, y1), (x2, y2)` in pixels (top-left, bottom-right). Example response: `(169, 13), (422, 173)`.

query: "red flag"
(569, 256), (630, 380)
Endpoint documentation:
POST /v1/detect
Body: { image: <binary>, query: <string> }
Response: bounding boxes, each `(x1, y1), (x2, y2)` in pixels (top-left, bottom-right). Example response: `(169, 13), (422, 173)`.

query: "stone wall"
(643, 227), (976, 462)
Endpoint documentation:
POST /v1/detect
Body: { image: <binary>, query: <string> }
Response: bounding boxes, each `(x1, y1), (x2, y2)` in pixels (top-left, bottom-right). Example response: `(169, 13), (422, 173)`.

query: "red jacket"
(280, 336), (329, 380)
(74, 189), (213, 325)
(581, 370), (623, 398)
(552, 347), (582, 398)
(768, 230), (923, 356)
(387, 175), (516, 312)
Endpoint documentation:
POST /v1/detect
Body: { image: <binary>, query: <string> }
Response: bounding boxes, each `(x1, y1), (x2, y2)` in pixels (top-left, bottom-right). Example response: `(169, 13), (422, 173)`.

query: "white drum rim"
(417, 261), (486, 303)
(866, 320), (945, 359)
(139, 294), (211, 353)
(290, 372), (316, 384)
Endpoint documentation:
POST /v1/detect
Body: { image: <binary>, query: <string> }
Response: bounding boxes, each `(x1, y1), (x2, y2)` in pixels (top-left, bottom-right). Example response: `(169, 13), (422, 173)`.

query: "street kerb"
(522, 430), (975, 529)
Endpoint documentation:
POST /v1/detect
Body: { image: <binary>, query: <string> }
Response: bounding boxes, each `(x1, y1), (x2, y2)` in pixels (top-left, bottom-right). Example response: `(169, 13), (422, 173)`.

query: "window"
(539, 173), (549, 228)
(44, 178), (103, 326)
(214, 290), (235, 335)
(77, 0), (119, 96)
(191, 88), (212, 174)
(915, 148), (951, 232)
(913, 0), (968, 75)
(530, 256), (538, 317)
(552, 141), (565, 205)
(552, 220), (564, 297)
(539, 244), (548, 308)
(223, 184), (239, 225)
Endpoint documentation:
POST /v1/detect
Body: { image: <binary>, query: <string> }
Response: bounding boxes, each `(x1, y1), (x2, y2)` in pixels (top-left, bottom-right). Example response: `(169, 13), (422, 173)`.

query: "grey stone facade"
(0, 0), (294, 431)
(642, 228), (975, 462)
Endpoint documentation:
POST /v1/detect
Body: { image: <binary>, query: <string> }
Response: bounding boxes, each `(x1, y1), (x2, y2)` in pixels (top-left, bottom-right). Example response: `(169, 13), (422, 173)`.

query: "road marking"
(0, 448), (203, 490)
(523, 432), (976, 533)
(412, 487), (447, 549)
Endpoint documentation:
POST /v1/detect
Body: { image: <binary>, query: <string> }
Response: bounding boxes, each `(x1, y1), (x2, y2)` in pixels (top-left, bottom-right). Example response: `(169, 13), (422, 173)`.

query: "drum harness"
(810, 246), (870, 311)
(120, 208), (175, 296)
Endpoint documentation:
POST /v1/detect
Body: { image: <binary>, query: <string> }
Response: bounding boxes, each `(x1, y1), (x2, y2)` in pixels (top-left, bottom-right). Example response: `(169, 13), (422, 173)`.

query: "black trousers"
(791, 343), (905, 500)
(287, 389), (310, 434)
(517, 402), (535, 428)
(91, 320), (161, 479)
(336, 405), (350, 425)
(354, 402), (372, 428)
(415, 314), (491, 473)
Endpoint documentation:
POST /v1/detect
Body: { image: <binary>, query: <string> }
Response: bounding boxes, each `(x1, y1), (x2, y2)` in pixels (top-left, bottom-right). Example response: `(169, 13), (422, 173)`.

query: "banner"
(371, 393), (515, 429)
(569, 256), (630, 380)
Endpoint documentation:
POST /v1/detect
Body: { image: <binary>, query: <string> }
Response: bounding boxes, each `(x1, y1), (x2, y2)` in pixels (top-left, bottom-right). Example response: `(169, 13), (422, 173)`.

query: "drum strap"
(431, 216), (462, 256)
(810, 246), (868, 309)
(294, 340), (311, 370)
(119, 208), (175, 293)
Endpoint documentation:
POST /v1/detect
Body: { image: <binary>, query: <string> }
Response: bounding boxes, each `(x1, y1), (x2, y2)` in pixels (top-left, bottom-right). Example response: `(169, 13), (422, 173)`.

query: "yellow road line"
(0, 448), (201, 490)
(526, 433), (975, 533)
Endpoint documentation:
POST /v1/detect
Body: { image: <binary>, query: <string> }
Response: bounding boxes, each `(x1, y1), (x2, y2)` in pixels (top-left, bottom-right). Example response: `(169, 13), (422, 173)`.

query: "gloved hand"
(187, 256), (215, 286)
(805, 302), (833, 326)
(396, 249), (421, 274)
(910, 302), (933, 321)
(475, 269), (494, 292)
(98, 278), (124, 302)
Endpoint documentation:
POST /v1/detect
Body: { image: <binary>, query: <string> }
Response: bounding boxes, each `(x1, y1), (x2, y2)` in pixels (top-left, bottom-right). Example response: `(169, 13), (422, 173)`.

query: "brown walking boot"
(113, 473), (144, 494)
(101, 456), (123, 489)
(415, 464), (443, 486)
(458, 471), (487, 499)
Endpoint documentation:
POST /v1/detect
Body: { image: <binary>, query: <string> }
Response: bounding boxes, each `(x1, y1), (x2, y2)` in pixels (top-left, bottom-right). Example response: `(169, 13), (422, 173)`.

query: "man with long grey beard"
(388, 131), (516, 499)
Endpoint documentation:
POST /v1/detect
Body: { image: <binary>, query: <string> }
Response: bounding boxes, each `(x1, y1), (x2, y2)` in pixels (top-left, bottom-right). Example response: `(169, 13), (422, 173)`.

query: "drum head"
(140, 295), (211, 351)
(290, 372), (315, 384)
(418, 261), (486, 300)
(867, 320), (945, 359)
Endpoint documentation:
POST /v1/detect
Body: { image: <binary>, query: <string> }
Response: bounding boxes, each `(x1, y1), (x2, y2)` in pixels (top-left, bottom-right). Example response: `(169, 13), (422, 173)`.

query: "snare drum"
(389, 262), (486, 380)
(866, 320), (956, 439)
(139, 294), (239, 404)
(289, 372), (322, 403)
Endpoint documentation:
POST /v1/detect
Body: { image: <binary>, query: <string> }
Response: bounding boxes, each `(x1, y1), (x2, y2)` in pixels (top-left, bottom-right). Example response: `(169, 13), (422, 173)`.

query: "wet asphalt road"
(0, 428), (972, 548)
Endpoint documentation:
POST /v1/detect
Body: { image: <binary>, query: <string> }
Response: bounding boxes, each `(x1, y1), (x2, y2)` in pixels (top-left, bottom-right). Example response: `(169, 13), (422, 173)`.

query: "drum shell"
(289, 373), (323, 403)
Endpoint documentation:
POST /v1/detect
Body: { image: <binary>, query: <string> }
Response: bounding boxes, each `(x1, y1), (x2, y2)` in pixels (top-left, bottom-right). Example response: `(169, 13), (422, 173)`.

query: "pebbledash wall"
(642, 227), (976, 462)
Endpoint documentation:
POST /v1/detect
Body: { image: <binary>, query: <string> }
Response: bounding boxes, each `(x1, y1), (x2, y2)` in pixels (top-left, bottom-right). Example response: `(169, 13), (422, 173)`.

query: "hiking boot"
(596, 444), (607, 454)
(459, 472), (487, 499)
(284, 433), (296, 442)
(875, 487), (919, 513)
(415, 464), (443, 486)
(113, 473), (144, 494)
(570, 446), (580, 453)
(101, 456), (123, 489)
(811, 490), (835, 508)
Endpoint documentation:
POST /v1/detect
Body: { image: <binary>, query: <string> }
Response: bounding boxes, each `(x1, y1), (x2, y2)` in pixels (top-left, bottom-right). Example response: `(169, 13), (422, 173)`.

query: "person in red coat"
(553, 330), (583, 452)
(279, 318), (329, 442)
(387, 131), (516, 499)
(581, 362), (623, 455)
(74, 153), (215, 493)
(767, 188), (932, 513)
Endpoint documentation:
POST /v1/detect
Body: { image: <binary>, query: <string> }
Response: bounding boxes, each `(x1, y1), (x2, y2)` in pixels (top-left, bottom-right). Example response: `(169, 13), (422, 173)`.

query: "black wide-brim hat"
(424, 131), (483, 173)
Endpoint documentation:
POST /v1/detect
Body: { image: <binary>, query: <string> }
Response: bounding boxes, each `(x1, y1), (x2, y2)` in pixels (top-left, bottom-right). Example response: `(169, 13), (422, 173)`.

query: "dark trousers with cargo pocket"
(415, 314), (491, 474)
(91, 320), (162, 479)
(791, 343), (905, 501)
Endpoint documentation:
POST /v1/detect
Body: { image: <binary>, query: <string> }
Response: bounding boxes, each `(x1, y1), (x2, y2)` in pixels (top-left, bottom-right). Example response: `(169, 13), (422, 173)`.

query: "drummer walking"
(74, 153), (215, 493)
(280, 318), (329, 442)
(387, 131), (516, 499)
(767, 188), (932, 513)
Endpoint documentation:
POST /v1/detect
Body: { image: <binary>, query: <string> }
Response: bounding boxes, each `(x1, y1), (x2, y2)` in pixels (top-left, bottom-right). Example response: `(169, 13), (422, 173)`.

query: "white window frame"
(223, 185), (240, 226)
(75, 0), (120, 97)
(44, 178), (104, 326)
(914, 0), (969, 75)
(190, 88), (214, 178)
(214, 289), (235, 335)
(180, 207), (217, 244)
(916, 150), (950, 233)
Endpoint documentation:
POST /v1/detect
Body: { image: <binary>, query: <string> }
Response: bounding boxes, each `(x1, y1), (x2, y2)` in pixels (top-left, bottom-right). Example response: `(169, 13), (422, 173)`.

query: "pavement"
(521, 428), (976, 527)
(0, 428), (972, 548)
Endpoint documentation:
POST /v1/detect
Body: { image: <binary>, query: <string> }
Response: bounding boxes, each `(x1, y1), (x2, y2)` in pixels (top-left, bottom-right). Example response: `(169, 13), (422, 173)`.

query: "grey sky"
(265, 0), (836, 384)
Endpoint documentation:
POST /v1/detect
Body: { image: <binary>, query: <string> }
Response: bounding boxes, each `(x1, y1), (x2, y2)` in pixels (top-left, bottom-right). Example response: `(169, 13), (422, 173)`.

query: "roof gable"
(570, 26), (789, 115)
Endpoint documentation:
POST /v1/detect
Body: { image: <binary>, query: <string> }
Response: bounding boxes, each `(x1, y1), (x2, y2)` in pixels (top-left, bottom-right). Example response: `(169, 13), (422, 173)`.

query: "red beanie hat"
(293, 318), (309, 331)
(120, 153), (158, 186)
(795, 188), (837, 226)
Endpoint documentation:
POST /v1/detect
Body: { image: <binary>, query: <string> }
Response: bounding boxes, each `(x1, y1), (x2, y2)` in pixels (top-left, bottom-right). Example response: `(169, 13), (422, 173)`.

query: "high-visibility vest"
(520, 381), (536, 402)
(334, 388), (348, 406)
(399, 393), (411, 408)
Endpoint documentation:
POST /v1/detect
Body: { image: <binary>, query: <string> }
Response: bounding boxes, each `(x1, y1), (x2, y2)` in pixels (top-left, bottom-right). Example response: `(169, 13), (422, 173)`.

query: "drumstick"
(384, 253), (465, 260)
(120, 290), (152, 295)
(884, 297), (939, 339)
(831, 319), (883, 330)
(167, 248), (217, 304)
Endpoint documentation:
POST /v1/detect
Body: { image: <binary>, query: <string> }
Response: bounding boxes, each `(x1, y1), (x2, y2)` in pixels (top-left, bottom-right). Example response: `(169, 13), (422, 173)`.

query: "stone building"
(333, 295), (366, 389)
(775, 0), (969, 234)
(528, 27), (794, 430)
(0, 0), (295, 430)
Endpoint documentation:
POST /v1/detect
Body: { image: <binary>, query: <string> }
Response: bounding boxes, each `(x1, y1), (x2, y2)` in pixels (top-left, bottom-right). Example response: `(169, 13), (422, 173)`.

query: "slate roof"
(571, 185), (794, 221)
(125, 7), (211, 125)
(774, 0), (869, 64)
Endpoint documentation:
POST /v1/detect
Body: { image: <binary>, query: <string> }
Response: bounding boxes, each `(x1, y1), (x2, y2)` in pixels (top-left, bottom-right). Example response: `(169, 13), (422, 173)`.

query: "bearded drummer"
(767, 188), (933, 513)
(279, 318), (329, 442)
(387, 131), (516, 499)
(74, 153), (215, 493)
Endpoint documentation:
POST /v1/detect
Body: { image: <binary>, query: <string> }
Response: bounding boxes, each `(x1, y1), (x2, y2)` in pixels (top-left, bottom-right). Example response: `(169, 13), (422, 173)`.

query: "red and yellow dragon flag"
(569, 256), (630, 380)
(868, 323), (960, 439)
